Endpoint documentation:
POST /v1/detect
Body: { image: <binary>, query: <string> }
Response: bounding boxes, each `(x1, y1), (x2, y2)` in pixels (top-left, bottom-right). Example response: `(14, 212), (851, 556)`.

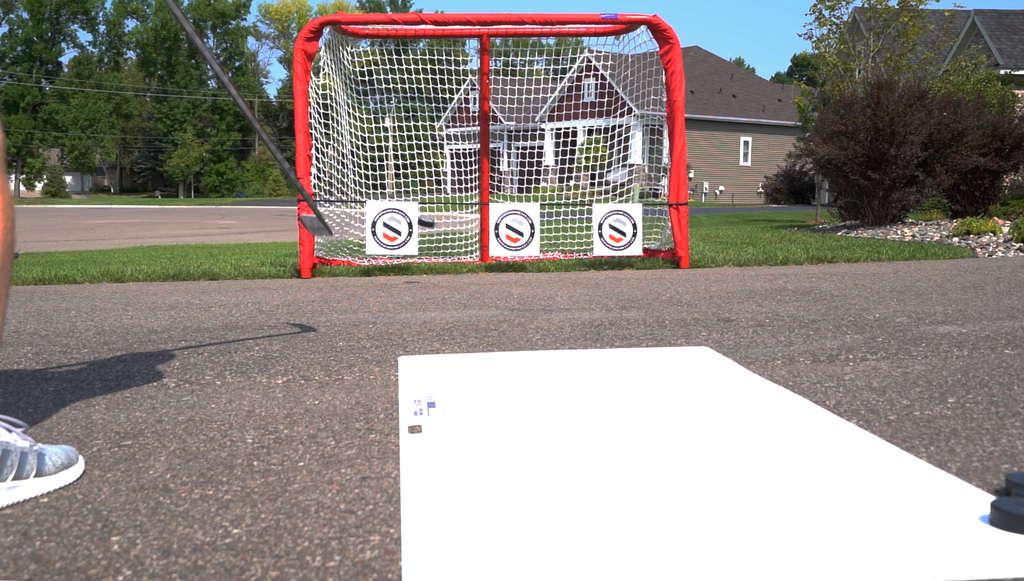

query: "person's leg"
(0, 122), (11, 336)
(0, 122), (85, 509)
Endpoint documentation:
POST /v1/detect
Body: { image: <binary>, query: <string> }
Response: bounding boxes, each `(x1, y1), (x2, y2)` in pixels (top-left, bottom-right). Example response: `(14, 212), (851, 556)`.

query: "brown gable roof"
(491, 75), (560, 125)
(441, 46), (801, 127)
(591, 50), (665, 114)
(681, 46), (800, 124)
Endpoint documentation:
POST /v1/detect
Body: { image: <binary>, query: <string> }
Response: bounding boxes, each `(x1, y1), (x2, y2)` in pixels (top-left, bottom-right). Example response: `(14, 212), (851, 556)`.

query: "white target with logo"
(489, 203), (540, 257)
(365, 201), (420, 256)
(592, 204), (644, 256)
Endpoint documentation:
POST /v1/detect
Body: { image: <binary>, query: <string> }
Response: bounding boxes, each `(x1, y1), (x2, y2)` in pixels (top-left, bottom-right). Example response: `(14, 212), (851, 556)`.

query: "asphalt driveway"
(1, 257), (1022, 579)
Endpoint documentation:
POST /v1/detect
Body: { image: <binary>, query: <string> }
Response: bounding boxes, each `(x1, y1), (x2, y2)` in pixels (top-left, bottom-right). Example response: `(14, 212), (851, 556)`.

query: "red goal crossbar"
(293, 13), (688, 274)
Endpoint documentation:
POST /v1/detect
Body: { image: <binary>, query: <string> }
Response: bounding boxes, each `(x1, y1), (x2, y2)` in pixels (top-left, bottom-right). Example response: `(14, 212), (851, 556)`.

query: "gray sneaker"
(0, 415), (85, 509)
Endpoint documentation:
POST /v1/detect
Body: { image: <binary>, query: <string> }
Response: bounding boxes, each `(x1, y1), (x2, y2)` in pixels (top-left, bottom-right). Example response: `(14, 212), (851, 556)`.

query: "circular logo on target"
(597, 210), (638, 251)
(370, 207), (414, 251)
(494, 209), (536, 252)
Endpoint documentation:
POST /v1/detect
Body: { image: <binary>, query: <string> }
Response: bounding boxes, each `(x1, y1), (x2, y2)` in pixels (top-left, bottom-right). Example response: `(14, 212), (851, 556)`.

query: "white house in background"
(438, 48), (669, 198)
(7, 147), (95, 195)
(7, 172), (92, 196)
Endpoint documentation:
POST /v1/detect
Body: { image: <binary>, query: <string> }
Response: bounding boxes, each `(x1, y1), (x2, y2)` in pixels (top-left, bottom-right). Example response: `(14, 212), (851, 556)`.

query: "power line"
(3, 138), (267, 152)
(0, 79), (276, 102)
(4, 128), (294, 141)
(0, 68), (274, 100)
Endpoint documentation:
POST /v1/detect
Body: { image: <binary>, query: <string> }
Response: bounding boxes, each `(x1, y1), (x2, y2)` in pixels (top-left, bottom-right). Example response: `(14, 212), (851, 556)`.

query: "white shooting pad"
(398, 347), (1024, 581)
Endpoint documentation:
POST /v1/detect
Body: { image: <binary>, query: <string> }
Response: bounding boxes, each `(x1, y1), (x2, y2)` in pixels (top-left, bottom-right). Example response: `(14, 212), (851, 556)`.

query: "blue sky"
(258, 0), (1024, 90)
(328, 0), (1024, 79)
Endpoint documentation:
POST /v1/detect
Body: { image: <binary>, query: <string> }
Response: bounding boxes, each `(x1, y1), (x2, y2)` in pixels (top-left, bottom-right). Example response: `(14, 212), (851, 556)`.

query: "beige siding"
(685, 119), (800, 204)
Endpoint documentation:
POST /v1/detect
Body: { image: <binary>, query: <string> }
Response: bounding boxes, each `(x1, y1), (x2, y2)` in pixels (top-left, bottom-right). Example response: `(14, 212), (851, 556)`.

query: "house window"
(470, 90), (479, 114)
(740, 136), (752, 166)
(583, 77), (596, 102)
(643, 124), (664, 167)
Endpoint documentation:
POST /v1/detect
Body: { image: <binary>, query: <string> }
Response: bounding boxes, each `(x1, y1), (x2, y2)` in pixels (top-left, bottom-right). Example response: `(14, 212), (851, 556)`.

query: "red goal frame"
(293, 13), (688, 276)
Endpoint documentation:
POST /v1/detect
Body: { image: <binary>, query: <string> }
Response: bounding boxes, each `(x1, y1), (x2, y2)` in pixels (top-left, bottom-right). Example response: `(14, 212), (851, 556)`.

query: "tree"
(0, 0), (103, 197)
(805, 77), (934, 225)
(255, 0), (357, 77)
(240, 148), (290, 197)
(798, 1), (1024, 224)
(255, 0), (360, 161)
(925, 61), (1024, 218)
(163, 129), (209, 195)
(770, 52), (821, 87)
(800, 0), (960, 98)
(807, 75), (1024, 223)
(729, 56), (755, 75)
(355, 0), (417, 13)
(761, 148), (816, 205)
(40, 163), (70, 199)
(575, 135), (608, 187)
(131, 0), (270, 195)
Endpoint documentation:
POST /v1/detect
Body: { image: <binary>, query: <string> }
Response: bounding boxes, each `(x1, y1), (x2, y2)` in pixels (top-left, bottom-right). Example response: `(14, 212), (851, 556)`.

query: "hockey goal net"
(293, 13), (688, 276)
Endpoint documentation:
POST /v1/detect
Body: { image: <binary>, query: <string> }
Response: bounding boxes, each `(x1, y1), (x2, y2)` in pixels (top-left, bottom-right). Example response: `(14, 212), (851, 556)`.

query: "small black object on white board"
(990, 496), (1024, 535)
(1005, 472), (1024, 497)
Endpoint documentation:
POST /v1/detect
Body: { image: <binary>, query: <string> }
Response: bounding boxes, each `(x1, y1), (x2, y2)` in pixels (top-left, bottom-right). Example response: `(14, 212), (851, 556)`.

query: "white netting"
(306, 25), (671, 264)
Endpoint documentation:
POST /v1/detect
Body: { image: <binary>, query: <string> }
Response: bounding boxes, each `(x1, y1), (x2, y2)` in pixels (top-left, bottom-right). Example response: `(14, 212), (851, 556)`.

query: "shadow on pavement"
(0, 323), (317, 426)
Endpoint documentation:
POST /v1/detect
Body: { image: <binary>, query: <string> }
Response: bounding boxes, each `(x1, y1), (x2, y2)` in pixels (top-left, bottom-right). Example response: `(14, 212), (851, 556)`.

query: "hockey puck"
(417, 216), (436, 228)
(1005, 472), (1024, 497)
(990, 497), (1024, 534)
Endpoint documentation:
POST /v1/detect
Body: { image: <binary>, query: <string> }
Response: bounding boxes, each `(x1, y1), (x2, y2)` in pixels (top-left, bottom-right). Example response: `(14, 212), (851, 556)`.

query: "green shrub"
(951, 217), (1002, 237)
(40, 164), (70, 198)
(240, 149), (290, 198)
(1010, 219), (1024, 243)
(762, 151), (816, 205)
(987, 197), (1024, 219)
(914, 197), (951, 221)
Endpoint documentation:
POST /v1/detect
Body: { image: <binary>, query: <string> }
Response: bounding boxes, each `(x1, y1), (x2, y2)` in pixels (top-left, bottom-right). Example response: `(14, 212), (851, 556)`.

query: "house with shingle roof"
(439, 45), (802, 204)
(440, 48), (669, 198)
(850, 7), (1024, 82)
(945, 10), (1024, 79)
(682, 46), (802, 204)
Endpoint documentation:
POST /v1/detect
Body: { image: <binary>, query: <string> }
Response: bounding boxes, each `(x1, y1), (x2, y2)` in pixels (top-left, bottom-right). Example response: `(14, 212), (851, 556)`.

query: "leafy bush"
(240, 149), (290, 198)
(914, 197), (951, 221)
(1010, 219), (1024, 243)
(988, 197), (1024, 220)
(40, 164), (70, 199)
(951, 217), (1001, 237)
(762, 151), (816, 205)
(806, 76), (1024, 225)
(925, 86), (1024, 218)
(202, 157), (244, 197)
(805, 78), (932, 225)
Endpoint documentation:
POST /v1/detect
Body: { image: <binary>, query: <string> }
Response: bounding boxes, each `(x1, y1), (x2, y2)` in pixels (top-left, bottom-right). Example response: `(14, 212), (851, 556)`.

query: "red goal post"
(293, 13), (688, 276)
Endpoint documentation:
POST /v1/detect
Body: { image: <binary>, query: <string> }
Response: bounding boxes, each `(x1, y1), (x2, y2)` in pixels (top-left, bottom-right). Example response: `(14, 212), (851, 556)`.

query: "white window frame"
(470, 90), (479, 114)
(583, 77), (597, 103)
(740, 136), (752, 166)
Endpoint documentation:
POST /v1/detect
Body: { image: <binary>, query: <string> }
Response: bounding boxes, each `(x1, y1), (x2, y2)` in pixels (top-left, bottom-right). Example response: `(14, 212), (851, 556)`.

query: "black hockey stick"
(160, 0), (333, 237)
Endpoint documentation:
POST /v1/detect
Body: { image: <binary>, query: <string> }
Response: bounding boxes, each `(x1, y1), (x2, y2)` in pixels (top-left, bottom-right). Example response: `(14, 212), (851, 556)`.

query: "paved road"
(14, 206), (297, 252)
(2, 257), (1023, 580)
(13, 204), (814, 252)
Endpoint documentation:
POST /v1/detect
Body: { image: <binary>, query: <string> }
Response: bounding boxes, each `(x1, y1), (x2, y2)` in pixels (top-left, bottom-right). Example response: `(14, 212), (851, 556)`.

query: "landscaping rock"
(799, 219), (1024, 258)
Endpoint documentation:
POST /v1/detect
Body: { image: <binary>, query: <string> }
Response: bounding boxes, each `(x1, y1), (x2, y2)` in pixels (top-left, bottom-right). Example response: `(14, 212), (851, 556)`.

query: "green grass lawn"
(11, 210), (971, 286)
(688, 211), (970, 267)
